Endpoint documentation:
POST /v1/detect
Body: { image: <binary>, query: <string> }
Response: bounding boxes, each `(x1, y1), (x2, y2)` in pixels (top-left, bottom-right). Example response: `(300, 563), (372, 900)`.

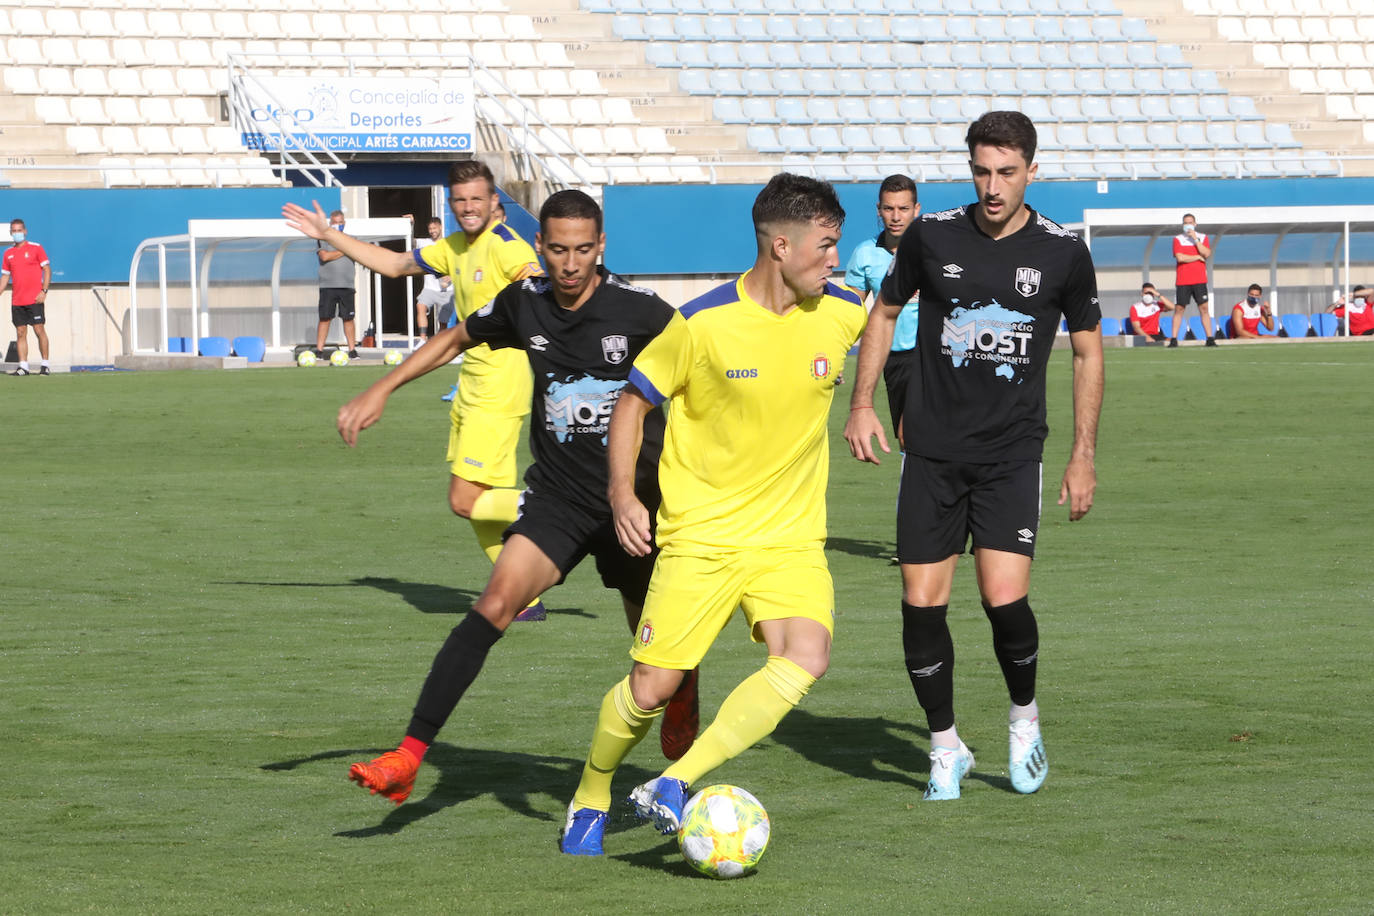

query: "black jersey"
(464, 267), (675, 511)
(881, 204), (1100, 463)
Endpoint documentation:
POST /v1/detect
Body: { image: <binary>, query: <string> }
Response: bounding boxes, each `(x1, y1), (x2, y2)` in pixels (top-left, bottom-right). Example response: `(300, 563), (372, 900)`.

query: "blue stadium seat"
(1230, 96), (1264, 120)
(1037, 123), (1063, 151)
(987, 69), (1018, 94)
(837, 96), (872, 121)
(740, 69), (772, 93)
(1205, 123), (1243, 150)
(981, 43), (1013, 67)
(746, 125), (783, 153)
(611, 16), (645, 40)
(802, 69), (837, 95)
(1010, 42), (1044, 68)
(932, 122), (965, 150)
(676, 43), (708, 67)
(740, 96), (777, 123)
(778, 125), (815, 152)
(1019, 96), (1052, 122)
(975, 17), (1007, 40)
(1305, 154), (1339, 177)
(1051, 97), (1085, 122)
(168, 336), (190, 353)
(1146, 123), (1184, 150)
(1311, 313), (1339, 337)
(674, 15), (707, 40)
(1092, 17), (1124, 39)
(739, 43), (771, 69)
(1004, 15), (1036, 38)
(1178, 123), (1209, 149)
(677, 70), (709, 94)
(873, 125), (904, 151)
(1162, 69), (1199, 95)
(797, 15), (828, 40)
(1158, 315), (1175, 339)
(902, 125), (940, 152)
(764, 16), (797, 40)
(1110, 96), (1146, 121)
(232, 336), (266, 363)
(810, 126), (846, 152)
(1101, 317), (1123, 336)
(860, 43), (893, 68)
(894, 71), (928, 96)
(643, 42), (675, 67)
(642, 15), (674, 39)
(1280, 313), (1311, 338)
(198, 336), (232, 357)
(773, 70), (805, 94)
(806, 97), (842, 123)
(871, 97), (901, 122)
(706, 44), (739, 67)
(1068, 43), (1101, 67)
(712, 98), (744, 122)
(704, 17), (736, 41)
(1088, 122), (1126, 151)
(775, 97), (807, 122)
(926, 70), (959, 95)
(1121, 16), (1152, 39)
(950, 44), (986, 69)
(1193, 70), (1226, 94)
(1198, 95), (1230, 119)
(1044, 70), (1075, 94)
(842, 125), (879, 152)
(1076, 70), (1108, 94)
(1034, 17), (1065, 40)
(1258, 316), (1280, 336)
(898, 96), (934, 123)
(1185, 316), (1207, 341)
(1169, 97), (1205, 122)
(865, 71), (898, 95)
(1244, 155), (1282, 179)
(836, 70), (867, 93)
(1059, 124), (1092, 151)
(960, 96), (990, 120)
(1118, 123), (1148, 149)
(768, 44), (801, 68)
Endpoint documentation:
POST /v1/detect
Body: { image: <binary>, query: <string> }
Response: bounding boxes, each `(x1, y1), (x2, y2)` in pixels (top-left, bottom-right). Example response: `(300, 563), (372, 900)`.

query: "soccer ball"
(329, 350), (349, 367)
(677, 785), (770, 879)
(383, 349), (404, 366)
(296, 350), (317, 367)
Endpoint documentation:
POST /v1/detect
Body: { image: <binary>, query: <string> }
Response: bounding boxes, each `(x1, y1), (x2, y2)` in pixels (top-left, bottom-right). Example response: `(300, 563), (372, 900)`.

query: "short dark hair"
(328, 210), (344, 221)
(966, 110), (1037, 164)
(1248, 283), (1262, 293)
(878, 174), (917, 201)
(447, 160), (496, 194)
(9, 218), (24, 228)
(427, 217), (443, 227)
(1142, 282), (1156, 292)
(752, 173), (845, 241)
(1183, 213), (1196, 222)
(539, 189), (602, 234)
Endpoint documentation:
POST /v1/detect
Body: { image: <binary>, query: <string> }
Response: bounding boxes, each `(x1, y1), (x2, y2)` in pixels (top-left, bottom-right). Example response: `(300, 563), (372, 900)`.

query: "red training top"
(2, 242), (50, 306)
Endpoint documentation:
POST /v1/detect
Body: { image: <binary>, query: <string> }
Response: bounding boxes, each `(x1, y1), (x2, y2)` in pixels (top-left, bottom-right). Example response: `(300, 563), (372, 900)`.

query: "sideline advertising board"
(241, 77), (475, 154)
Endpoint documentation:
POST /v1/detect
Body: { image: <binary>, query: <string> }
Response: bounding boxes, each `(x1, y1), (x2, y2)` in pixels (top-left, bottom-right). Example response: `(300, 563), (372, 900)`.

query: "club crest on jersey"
(1015, 267), (1041, 298)
(638, 622), (654, 646)
(601, 334), (628, 364)
(810, 353), (831, 380)
(473, 268), (484, 283)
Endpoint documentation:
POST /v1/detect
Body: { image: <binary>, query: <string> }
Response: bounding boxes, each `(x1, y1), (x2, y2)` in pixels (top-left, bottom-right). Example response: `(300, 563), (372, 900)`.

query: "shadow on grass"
(261, 744), (658, 838)
(220, 575), (596, 620)
(824, 535), (896, 563)
(770, 708), (1013, 794)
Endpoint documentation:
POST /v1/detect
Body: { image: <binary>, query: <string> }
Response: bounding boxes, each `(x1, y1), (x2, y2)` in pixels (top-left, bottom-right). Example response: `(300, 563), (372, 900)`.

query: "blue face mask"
(1247, 295), (1260, 306)
(11, 232), (25, 243)
(334, 223), (345, 232)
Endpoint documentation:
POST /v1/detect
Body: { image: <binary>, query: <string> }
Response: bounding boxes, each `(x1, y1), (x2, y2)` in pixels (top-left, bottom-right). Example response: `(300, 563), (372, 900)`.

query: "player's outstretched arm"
(1058, 326), (1103, 521)
(283, 200), (419, 279)
(843, 293), (900, 464)
(337, 323), (474, 447)
(607, 388), (655, 557)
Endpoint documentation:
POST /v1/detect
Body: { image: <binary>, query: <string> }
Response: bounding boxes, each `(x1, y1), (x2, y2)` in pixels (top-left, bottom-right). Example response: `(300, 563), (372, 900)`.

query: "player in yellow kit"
(561, 173), (867, 855)
(284, 161), (548, 621)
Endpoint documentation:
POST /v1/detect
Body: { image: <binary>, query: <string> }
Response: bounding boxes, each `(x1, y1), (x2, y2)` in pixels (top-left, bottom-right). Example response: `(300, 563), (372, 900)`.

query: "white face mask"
(1142, 293), (1155, 305)
(11, 231), (25, 243)
(1183, 223), (1197, 233)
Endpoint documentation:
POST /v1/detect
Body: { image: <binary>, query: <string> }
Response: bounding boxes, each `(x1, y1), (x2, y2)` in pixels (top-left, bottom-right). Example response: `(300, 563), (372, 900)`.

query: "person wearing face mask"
(1128, 282), (1183, 342)
(1171, 213), (1216, 347)
(1228, 283), (1274, 339)
(2, 218), (52, 376)
(314, 209), (359, 359)
(1327, 285), (1374, 336)
(413, 217), (454, 344)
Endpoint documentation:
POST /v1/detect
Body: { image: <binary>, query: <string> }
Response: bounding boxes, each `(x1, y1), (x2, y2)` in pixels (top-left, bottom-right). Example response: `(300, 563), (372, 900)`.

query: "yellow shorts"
(630, 546), (834, 670)
(446, 407), (523, 488)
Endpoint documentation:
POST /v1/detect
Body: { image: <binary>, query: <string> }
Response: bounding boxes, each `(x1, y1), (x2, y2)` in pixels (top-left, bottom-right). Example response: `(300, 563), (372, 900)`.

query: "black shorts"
(318, 288), (356, 321)
(505, 487), (659, 607)
(897, 454), (1043, 563)
(1175, 283), (1209, 306)
(12, 304), (44, 326)
(883, 347), (916, 436)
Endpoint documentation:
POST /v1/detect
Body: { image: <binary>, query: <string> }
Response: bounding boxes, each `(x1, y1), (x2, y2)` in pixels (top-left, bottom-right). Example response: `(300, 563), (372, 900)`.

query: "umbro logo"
(529, 335), (549, 351)
(910, 662), (943, 678)
(1017, 528), (1035, 543)
(942, 263), (964, 279)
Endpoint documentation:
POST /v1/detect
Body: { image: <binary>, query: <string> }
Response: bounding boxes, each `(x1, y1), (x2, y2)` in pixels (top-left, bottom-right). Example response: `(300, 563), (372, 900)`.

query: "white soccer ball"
(296, 350), (317, 367)
(677, 785), (770, 879)
(329, 350), (349, 367)
(383, 349), (404, 366)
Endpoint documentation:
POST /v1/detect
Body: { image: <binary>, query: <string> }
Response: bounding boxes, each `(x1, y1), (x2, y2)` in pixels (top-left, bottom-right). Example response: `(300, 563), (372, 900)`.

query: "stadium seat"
(1101, 317), (1123, 336)
(168, 336), (191, 354)
(1280, 314), (1311, 338)
(232, 336), (267, 363)
(198, 336), (233, 358)
(1258, 317), (1280, 337)
(1311, 313), (1339, 337)
(1158, 315), (1175, 339)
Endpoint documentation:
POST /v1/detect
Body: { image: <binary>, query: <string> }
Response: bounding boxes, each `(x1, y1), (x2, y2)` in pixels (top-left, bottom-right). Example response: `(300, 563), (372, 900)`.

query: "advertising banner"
(241, 76), (475, 154)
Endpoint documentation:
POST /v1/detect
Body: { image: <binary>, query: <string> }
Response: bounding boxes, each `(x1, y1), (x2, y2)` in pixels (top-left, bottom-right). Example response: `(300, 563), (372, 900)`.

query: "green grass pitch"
(2, 341), (1371, 913)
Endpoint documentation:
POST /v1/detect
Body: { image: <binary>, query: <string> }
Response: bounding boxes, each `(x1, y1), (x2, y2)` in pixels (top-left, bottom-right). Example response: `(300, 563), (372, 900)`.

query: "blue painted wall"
(0, 187), (339, 285)
(604, 177), (1374, 276)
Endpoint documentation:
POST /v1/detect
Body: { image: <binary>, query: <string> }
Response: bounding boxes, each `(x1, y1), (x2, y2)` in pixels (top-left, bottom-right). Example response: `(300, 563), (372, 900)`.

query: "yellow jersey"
(629, 271), (867, 553)
(414, 221), (540, 417)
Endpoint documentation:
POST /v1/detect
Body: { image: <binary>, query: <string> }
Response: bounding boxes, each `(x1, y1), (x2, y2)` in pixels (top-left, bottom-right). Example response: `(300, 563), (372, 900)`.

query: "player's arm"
(337, 323), (476, 447)
(843, 291), (900, 464)
(1196, 236), (1213, 258)
(0, 271), (9, 299)
(606, 388), (655, 557)
(1260, 302), (1274, 331)
(1058, 326), (1103, 521)
(38, 262), (50, 302)
(1129, 312), (1147, 335)
(284, 201), (420, 278)
(1230, 304), (1256, 338)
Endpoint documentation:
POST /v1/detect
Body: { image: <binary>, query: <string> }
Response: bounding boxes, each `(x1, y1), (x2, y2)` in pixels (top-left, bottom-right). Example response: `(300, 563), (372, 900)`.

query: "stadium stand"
(0, 0), (1368, 191)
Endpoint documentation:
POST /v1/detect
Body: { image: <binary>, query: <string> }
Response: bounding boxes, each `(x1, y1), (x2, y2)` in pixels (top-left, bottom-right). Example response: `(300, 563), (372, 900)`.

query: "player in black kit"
(843, 111), (1104, 802)
(334, 190), (699, 806)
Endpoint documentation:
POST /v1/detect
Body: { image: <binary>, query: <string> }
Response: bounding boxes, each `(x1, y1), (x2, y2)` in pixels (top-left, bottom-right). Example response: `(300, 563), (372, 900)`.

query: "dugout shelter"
(129, 217), (414, 357)
(1082, 205), (1374, 332)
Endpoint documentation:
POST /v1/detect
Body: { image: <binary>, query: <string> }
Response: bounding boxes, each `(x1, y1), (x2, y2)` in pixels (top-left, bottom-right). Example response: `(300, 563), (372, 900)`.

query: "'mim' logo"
(1015, 267), (1041, 297)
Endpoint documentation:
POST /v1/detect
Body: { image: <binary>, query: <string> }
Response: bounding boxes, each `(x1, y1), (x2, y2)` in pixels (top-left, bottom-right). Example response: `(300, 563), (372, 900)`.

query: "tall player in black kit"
(845, 112), (1104, 801)
(334, 190), (699, 807)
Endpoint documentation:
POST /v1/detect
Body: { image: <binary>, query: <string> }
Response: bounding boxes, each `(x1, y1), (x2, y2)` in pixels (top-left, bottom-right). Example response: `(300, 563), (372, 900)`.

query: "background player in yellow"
(284, 161), (548, 620)
(561, 173), (868, 856)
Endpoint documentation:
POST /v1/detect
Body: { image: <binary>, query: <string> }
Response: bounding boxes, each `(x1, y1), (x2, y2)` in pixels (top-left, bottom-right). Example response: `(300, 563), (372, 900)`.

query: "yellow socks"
(663, 656), (815, 786)
(572, 677), (663, 812)
(468, 487), (522, 564)
(468, 488), (542, 611)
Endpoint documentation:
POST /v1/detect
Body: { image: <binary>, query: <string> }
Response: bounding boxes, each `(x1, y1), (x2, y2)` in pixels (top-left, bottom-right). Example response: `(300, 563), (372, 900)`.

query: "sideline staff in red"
(2, 218), (52, 376)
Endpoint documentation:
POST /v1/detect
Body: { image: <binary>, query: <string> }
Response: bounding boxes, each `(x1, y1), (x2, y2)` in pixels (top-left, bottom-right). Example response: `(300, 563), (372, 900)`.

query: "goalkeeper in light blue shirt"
(843, 174), (919, 444)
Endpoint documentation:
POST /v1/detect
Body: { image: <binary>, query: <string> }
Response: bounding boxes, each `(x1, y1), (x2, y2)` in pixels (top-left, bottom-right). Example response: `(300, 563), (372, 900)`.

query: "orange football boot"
(348, 747), (419, 805)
